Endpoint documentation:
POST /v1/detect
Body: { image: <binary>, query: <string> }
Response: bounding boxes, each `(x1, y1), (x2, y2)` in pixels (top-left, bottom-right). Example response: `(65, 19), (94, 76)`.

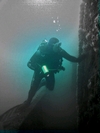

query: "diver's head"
(48, 37), (62, 52)
(48, 37), (61, 46)
(48, 37), (59, 45)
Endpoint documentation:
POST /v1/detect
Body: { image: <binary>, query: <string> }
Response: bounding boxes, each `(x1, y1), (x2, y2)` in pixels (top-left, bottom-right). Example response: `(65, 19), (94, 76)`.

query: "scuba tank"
(37, 39), (48, 53)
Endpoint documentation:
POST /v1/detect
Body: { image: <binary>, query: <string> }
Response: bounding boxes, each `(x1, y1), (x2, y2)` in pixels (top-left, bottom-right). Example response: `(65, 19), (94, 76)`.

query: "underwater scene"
(0, 0), (99, 132)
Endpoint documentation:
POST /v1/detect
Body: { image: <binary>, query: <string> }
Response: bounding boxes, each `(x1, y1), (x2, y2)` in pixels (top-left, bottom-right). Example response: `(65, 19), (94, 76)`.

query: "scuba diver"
(23, 37), (87, 107)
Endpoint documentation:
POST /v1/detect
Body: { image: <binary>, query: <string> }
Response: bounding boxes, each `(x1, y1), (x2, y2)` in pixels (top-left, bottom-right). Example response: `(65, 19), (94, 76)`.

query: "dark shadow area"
(77, 0), (100, 132)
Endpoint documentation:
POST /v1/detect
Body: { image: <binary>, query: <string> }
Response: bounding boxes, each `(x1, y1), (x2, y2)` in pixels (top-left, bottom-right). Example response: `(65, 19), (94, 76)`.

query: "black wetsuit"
(26, 44), (86, 104)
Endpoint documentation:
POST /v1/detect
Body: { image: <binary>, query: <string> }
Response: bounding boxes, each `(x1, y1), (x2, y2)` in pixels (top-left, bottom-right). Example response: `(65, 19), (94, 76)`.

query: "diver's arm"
(59, 48), (86, 63)
(27, 52), (38, 70)
(27, 60), (35, 70)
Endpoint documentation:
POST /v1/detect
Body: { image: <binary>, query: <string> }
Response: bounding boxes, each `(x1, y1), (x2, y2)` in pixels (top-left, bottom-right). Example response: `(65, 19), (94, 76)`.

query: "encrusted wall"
(77, 0), (100, 132)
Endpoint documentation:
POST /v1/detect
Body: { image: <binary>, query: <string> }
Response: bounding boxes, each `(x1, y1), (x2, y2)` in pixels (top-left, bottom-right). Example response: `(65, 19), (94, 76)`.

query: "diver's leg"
(38, 78), (46, 89)
(46, 72), (55, 90)
(25, 71), (43, 105)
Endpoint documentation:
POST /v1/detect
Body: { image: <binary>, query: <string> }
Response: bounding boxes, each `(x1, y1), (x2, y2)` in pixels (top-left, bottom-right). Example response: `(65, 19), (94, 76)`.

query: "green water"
(0, 0), (81, 130)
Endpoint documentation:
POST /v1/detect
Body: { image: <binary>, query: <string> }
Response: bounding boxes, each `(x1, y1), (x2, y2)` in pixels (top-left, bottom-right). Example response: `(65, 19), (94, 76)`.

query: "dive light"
(42, 65), (49, 74)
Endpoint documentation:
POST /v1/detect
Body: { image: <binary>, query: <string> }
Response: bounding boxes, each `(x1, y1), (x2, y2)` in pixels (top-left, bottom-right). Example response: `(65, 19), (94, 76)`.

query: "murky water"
(0, 0), (81, 130)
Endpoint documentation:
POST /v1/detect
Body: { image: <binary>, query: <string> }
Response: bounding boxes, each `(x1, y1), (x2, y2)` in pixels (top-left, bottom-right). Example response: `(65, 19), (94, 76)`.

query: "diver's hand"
(27, 61), (35, 70)
(27, 62), (40, 71)
(58, 66), (65, 71)
(78, 53), (87, 63)
(60, 66), (65, 71)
